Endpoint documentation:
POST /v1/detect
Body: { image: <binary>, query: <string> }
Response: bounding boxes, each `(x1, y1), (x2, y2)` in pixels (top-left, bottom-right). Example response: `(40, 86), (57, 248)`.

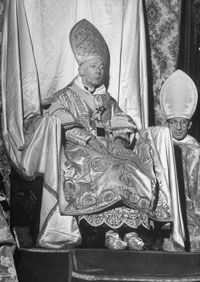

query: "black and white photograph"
(1, 0), (200, 281)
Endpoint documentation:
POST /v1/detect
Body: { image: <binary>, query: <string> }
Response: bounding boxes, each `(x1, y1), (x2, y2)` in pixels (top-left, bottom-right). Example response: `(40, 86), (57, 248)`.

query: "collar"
(75, 76), (107, 95)
(173, 134), (190, 144)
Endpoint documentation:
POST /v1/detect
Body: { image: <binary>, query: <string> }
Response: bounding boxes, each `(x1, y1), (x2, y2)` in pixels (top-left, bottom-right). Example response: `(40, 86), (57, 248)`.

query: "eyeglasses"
(168, 120), (189, 128)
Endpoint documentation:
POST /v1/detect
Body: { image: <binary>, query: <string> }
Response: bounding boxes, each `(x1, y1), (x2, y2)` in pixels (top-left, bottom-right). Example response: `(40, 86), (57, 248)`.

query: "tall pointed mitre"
(70, 19), (109, 65)
(160, 70), (198, 120)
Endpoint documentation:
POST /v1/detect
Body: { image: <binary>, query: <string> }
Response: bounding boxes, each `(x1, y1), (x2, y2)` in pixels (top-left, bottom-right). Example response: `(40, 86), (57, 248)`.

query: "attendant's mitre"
(70, 19), (109, 65)
(160, 70), (198, 120)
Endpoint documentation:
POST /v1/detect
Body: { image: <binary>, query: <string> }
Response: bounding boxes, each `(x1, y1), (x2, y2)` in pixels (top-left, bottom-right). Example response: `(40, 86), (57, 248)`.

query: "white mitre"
(160, 70), (198, 120)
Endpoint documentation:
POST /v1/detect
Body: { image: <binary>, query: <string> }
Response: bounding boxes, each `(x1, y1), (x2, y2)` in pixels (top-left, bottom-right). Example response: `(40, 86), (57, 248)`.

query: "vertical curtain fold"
(2, 0), (41, 149)
(119, 0), (148, 128)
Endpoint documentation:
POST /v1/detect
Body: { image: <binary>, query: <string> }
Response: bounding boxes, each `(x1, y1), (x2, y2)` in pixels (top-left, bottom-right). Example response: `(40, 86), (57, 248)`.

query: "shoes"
(105, 230), (145, 251)
(124, 232), (145, 251)
(105, 230), (127, 250)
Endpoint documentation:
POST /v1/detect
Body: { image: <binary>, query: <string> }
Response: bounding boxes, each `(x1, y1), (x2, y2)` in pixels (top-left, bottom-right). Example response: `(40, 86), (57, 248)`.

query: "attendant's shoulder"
(185, 135), (200, 149)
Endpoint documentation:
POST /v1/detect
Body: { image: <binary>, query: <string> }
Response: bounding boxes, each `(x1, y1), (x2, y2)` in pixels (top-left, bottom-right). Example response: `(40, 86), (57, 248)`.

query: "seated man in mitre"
(160, 70), (200, 252)
(37, 19), (184, 250)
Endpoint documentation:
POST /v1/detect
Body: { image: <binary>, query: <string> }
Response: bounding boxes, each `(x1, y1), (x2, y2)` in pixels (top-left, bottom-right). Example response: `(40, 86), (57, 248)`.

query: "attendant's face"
(167, 117), (191, 140)
(79, 58), (105, 89)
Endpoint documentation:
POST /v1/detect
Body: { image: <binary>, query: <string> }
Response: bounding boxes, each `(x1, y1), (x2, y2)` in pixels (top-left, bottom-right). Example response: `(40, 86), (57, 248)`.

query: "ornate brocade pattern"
(0, 140), (11, 202)
(70, 19), (109, 65)
(0, 192), (18, 282)
(62, 148), (154, 216)
(0, 205), (14, 244)
(0, 246), (18, 282)
(79, 207), (150, 229)
(145, 0), (181, 125)
(59, 84), (171, 223)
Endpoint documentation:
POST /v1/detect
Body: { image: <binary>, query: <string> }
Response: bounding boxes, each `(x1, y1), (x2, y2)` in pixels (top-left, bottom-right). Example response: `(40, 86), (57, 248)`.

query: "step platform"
(14, 248), (200, 282)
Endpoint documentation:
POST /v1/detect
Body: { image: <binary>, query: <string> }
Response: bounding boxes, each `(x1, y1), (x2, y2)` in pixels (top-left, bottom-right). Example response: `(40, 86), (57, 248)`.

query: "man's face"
(167, 117), (191, 141)
(79, 58), (105, 90)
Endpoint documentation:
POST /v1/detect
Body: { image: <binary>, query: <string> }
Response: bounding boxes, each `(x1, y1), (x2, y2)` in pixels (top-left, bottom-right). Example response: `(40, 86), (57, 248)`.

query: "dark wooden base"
(14, 248), (200, 282)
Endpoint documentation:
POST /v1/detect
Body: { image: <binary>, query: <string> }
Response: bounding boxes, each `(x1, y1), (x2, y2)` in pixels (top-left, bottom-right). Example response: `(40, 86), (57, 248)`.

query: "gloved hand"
(111, 138), (131, 157)
(109, 112), (137, 131)
(87, 138), (108, 154)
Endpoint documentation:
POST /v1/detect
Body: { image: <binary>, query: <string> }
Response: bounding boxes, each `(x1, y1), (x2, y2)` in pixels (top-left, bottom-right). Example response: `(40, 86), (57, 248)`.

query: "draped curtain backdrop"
(0, 0), (182, 158)
(145, 0), (182, 125)
(2, 0), (149, 155)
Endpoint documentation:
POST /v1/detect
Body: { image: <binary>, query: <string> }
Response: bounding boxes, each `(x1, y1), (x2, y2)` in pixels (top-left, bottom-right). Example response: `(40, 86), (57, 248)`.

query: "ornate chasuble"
(1, 72), (184, 247)
(48, 78), (172, 227)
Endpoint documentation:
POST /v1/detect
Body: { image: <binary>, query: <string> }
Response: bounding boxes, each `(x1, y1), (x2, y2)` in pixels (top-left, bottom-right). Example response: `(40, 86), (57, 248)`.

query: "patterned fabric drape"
(0, 0), (10, 202)
(145, 0), (182, 125)
(0, 1), (18, 281)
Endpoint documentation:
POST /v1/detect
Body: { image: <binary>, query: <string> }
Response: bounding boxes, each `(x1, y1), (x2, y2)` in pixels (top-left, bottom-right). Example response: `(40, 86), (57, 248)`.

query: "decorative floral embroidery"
(129, 191), (140, 204)
(101, 190), (115, 203)
(0, 139), (11, 203)
(79, 207), (150, 229)
(90, 157), (107, 172)
(0, 246), (18, 282)
(189, 225), (200, 252)
(133, 134), (155, 181)
(145, 0), (181, 125)
(119, 172), (136, 187)
(61, 117), (170, 222)
(157, 188), (169, 208)
(66, 148), (88, 160)
(80, 192), (96, 208)
(63, 180), (76, 202)
(66, 89), (93, 131)
(139, 197), (151, 210)
(63, 165), (76, 180)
